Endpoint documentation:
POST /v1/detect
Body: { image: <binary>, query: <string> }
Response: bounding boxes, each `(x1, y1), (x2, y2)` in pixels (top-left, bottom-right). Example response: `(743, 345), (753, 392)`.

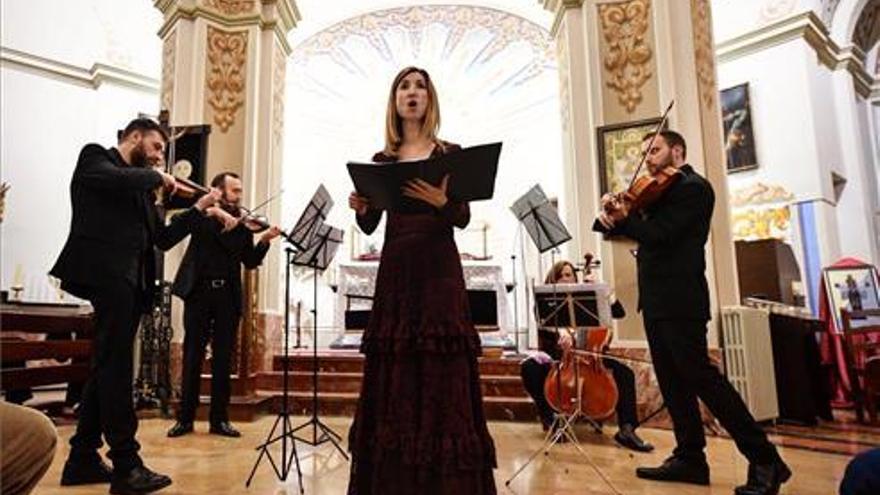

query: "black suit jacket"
(170, 214), (270, 314)
(50, 144), (200, 300)
(593, 165), (714, 321)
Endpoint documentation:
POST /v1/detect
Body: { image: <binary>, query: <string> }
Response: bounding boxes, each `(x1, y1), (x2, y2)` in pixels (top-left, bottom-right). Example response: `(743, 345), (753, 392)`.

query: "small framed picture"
(720, 83), (759, 172)
(823, 264), (880, 331)
(596, 118), (665, 196)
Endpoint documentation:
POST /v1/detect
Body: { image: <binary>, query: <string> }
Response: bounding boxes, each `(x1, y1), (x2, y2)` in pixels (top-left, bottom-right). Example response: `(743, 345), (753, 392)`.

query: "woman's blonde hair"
(383, 66), (442, 157)
(544, 261), (577, 284)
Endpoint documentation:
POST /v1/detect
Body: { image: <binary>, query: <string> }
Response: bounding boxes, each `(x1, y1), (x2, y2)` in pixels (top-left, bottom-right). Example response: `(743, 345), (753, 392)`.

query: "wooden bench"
(1, 303), (94, 393)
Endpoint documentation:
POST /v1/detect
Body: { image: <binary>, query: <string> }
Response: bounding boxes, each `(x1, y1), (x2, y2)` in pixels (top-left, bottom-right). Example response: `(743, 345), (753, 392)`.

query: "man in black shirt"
(594, 130), (789, 495)
(52, 118), (222, 494)
(167, 172), (281, 438)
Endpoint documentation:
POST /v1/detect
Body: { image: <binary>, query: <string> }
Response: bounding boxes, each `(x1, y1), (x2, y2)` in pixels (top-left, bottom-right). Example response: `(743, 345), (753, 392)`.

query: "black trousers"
(178, 285), (239, 424)
(644, 318), (777, 464)
(520, 356), (638, 427)
(69, 283), (144, 472)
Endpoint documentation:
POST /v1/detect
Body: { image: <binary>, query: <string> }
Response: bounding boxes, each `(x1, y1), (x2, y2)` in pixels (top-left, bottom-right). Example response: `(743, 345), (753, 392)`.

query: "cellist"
(519, 258), (653, 452)
(594, 130), (790, 495)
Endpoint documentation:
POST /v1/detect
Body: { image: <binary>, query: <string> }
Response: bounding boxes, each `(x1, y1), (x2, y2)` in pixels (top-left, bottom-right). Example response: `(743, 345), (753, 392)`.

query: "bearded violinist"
(593, 130), (789, 495)
(51, 118), (222, 494)
(166, 172), (281, 439)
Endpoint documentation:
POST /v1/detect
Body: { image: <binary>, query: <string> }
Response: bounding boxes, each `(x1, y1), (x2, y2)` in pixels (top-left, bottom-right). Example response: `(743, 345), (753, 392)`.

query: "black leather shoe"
(166, 421), (193, 438)
(209, 421), (241, 437)
(614, 424), (655, 452)
(636, 456), (710, 485)
(734, 458), (792, 495)
(109, 465), (171, 494)
(60, 458), (112, 486)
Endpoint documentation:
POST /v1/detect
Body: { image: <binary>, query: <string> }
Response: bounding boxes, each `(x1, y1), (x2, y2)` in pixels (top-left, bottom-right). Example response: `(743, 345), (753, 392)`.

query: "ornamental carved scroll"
(207, 26), (248, 132)
(691, 0), (717, 110)
(599, 0), (653, 113)
(203, 0), (255, 16)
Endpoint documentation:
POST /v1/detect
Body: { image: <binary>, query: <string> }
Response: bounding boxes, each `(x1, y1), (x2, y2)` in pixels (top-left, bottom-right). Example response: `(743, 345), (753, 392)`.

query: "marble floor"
(34, 416), (860, 495)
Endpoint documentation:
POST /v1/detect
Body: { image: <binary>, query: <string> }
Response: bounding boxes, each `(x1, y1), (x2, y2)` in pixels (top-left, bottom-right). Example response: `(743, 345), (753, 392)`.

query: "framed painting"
(721, 83), (759, 172)
(596, 118), (665, 196)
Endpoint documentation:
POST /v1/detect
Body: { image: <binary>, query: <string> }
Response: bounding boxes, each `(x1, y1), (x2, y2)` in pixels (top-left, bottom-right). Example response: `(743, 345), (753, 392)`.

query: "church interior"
(1, 1), (879, 494)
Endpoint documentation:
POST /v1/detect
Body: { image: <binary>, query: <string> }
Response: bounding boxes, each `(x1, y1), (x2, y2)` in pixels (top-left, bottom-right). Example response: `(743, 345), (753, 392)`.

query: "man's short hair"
(120, 118), (169, 143)
(210, 172), (240, 188)
(643, 130), (687, 159)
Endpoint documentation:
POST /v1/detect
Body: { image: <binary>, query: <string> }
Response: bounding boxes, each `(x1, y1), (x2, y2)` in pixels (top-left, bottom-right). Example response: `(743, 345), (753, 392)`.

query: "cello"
(543, 326), (619, 420)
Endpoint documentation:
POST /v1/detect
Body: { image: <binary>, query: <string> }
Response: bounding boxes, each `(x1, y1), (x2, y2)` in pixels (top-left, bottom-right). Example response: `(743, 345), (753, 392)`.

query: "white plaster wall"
(0, 0), (161, 300)
(720, 40), (827, 202)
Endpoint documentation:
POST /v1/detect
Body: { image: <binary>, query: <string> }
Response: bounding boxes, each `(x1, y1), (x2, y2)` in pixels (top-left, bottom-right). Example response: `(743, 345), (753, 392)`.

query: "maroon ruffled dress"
(347, 144), (497, 495)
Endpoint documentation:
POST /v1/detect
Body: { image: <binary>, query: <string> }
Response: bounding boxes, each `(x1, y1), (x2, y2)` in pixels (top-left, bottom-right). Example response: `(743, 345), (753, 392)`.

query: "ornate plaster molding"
(206, 26), (248, 132)
(598, 0), (653, 113)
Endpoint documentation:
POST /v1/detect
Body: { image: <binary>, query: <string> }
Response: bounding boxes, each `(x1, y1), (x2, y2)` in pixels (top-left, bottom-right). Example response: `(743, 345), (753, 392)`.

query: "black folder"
(346, 142), (501, 210)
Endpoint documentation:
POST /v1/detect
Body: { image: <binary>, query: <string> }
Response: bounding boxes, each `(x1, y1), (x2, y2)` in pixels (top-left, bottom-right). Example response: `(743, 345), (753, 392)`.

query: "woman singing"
(346, 67), (497, 494)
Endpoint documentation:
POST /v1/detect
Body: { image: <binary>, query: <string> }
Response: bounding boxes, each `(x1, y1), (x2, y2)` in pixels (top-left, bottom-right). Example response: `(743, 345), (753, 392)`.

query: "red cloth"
(818, 257), (879, 406)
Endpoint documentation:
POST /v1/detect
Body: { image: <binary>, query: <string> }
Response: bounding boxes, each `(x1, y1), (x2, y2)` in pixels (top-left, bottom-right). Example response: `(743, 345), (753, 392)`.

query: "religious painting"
(597, 118), (665, 196)
(721, 83), (759, 172)
(823, 264), (880, 331)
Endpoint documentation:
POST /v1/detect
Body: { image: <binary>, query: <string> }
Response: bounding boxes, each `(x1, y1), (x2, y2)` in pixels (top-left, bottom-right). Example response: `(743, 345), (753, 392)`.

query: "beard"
(130, 142), (150, 168)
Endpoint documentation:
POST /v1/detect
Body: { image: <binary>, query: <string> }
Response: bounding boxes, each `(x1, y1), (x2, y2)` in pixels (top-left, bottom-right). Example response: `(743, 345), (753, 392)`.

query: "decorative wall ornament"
(730, 182), (795, 208)
(203, 0), (255, 16)
(758, 0), (798, 24)
(272, 46), (286, 148)
(730, 182), (794, 241)
(598, 0), (653, 113)
(691, 0), (717, 110)
(206, 26), (248, 132)
(292, 5), (553, 74)
(161, 31), (176, 112)
(556, 21), (572, 133)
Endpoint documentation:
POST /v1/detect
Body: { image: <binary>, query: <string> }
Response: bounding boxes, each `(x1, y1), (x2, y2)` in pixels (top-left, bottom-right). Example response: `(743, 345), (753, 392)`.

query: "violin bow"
(625, 99), (675, 191)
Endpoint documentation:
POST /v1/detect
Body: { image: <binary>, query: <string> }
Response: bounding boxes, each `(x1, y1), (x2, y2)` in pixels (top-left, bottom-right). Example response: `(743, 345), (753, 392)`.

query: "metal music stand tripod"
(506, 289), (622, 495)
(290, 223), (348, 459)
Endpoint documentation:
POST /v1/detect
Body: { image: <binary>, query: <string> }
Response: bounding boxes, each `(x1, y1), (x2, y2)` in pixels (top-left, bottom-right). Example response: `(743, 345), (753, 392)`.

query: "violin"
(603, 100), (681, 217)
(544, 326), (619, 420)
(171, 177), (275, 233)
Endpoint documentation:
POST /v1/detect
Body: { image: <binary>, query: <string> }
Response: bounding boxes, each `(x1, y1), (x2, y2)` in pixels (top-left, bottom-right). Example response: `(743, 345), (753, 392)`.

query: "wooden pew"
(1, 303), (94, 393)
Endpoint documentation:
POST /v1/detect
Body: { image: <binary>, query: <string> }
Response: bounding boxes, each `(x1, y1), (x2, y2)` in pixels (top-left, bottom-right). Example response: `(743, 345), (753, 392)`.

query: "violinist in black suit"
(594, 130), (789, 495)
(51, 118), (224, 494)
(166, 172), (282, 439)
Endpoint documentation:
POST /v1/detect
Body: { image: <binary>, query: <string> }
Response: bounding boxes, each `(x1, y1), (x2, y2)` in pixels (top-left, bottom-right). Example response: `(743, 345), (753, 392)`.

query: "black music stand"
(288, 185), (334, 348)
(506, 284), (622, 494)
(510, 185), (571, 254)
(290, 223), (348, 459)
(509, 185), (572, 350)
(246, 246), (304, 493)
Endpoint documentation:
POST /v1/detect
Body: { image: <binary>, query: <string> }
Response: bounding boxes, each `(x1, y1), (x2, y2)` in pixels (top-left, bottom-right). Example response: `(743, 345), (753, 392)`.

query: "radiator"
(720, 306), (779, 422)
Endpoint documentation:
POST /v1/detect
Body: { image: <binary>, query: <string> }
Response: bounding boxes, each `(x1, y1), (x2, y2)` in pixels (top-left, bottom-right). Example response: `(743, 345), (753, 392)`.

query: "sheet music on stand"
(510, 185), (571, 253)
(288, 185), (334, 251)
(533, 283), (612, 329)
(292, 223), (344, 270)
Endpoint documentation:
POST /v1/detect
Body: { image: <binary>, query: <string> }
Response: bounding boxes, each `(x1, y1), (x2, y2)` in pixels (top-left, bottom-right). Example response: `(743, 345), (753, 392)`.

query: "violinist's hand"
(609, 200), (630, 222)
(348, 192), (370, 216)
(194, 187), (222, 211)
(600, 193), (616, 210)
(158, 171), (177, 195)
(259, 226), (283, 244)
(206, 206), (238, 232)
(402, 175), (449, 209)
(598, 211), (617, 230)
(558, 331), (574, 351)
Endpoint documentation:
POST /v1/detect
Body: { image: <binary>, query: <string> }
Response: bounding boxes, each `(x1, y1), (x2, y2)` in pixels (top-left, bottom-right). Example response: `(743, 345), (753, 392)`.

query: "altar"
(333, 260), (513, 347)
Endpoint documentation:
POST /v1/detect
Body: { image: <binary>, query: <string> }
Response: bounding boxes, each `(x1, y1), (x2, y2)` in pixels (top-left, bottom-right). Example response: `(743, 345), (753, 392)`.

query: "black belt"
(202, 278), (228, 289)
